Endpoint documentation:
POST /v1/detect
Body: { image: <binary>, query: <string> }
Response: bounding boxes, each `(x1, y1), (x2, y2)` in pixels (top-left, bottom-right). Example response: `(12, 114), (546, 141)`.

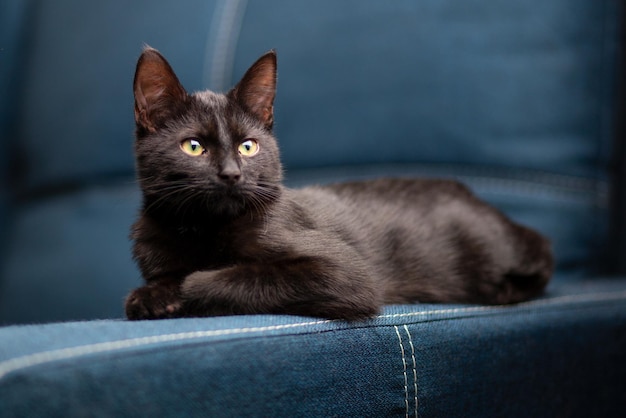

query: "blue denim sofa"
(2, 1), (626, 416)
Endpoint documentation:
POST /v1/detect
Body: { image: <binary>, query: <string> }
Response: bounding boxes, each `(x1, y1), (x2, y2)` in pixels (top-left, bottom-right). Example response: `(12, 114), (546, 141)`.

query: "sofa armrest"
(2, 279), (626, 417)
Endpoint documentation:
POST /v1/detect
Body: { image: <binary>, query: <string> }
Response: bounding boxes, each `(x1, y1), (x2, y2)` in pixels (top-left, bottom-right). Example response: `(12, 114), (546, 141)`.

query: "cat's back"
(286, 177), (487, 241)
(320, 177), (473, 205)
(286, 177), (547, 306)
(292, 178), (477, 218)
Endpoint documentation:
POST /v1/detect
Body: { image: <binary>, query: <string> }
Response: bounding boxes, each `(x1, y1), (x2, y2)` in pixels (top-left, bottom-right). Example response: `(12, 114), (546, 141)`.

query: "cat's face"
(133, 48), (282, 219)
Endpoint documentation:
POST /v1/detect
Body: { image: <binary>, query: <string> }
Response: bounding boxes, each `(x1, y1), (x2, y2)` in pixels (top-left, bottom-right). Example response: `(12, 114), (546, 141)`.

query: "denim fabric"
(1, 279), (625, 417)
(1, 1), (625, 415)
(12, 0), (218, 193)
(236, 0), (620, 179)
(0, 184), (140, 325)
(0, 0), (29, 259)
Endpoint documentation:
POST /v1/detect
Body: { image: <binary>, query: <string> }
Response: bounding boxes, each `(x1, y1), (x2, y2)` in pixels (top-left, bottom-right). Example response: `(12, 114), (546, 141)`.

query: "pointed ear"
(229, 50), (277, 129)
(133, 47), (187, 132)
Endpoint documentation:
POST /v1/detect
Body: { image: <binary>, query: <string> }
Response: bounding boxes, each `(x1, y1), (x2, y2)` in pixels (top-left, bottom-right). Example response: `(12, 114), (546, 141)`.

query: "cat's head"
(133, 47), (282, 220)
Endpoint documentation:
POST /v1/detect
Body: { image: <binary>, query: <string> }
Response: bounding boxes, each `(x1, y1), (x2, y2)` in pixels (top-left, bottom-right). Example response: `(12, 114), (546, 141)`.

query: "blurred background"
(0, 0), (622, 324)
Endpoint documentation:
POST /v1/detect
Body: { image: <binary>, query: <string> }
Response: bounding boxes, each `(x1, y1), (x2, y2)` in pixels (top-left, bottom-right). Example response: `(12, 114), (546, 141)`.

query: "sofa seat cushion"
(1, 278), (625, 417)
(0, 161), (607, 325)
(0, 183), (141, 325)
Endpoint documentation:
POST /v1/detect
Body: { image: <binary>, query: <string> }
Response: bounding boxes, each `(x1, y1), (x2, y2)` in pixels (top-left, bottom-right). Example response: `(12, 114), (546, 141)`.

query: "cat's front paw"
(125, 282), (185, 320)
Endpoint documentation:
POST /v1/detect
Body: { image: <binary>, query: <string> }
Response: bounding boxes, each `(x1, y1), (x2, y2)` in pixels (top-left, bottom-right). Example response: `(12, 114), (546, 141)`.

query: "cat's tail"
(499, 224), (554, 305)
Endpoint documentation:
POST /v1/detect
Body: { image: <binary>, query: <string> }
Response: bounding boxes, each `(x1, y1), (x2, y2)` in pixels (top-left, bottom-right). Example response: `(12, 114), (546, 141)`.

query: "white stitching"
(1, 290), (625, 380)
(394, 326), (409, 418)
(0, 319), (331, 380)
(378, 290), (626, 321)
(404, 325), (418, 418)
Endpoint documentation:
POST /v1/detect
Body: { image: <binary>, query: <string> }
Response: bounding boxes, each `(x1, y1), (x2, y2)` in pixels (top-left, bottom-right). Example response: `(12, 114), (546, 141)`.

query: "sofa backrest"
(233, 1), (622, 278)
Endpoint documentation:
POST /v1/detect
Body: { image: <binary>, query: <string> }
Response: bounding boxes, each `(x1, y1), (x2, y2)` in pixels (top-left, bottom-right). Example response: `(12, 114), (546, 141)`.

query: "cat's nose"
(219, 170), (241, 184)
(218, 160), (242, 184)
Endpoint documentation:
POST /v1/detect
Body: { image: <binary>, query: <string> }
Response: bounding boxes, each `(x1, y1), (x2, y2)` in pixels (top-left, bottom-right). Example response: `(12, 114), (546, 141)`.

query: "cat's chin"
(206, 197), (248, 218)
(142, 191), (245, 221)
(204, 187), (269, 218)
(207, 182), (281, 218)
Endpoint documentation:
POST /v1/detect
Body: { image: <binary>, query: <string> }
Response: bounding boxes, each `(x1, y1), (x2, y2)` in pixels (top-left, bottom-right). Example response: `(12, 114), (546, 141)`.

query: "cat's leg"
(180, 258), (382, 320)
(448, 199), (553, 306)
(125, 277), (186, 320)
(500, 223), (553, 304)
(468, 221), (553, 305)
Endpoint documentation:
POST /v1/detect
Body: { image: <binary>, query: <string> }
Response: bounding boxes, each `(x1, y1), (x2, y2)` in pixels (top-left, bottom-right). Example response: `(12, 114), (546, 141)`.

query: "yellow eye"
(180, 139), (205, 156)
(238, 139), (259, 157)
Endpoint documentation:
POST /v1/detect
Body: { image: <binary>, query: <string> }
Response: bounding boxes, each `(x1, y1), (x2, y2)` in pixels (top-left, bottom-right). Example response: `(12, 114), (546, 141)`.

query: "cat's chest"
(170, 221), (266, 267)
(139, 209), (295, 276)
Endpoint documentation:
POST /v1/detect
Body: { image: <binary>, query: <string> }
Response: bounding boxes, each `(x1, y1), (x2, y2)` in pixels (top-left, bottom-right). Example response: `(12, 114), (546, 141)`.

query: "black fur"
(125, 48), (553, 321)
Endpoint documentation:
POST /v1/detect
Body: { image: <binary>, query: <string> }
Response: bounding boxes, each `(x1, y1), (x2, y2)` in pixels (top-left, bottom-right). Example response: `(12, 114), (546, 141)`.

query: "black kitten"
(125, 47), (553, 321)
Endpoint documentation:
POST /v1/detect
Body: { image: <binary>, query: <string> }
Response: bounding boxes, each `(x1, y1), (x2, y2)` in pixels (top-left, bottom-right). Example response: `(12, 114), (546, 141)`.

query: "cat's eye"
(238, 139), (259, 157)
(180, 139), (206, 156)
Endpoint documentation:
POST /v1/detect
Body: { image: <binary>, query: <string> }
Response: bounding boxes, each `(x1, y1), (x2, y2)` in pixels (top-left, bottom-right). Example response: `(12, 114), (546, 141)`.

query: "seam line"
(0, 319), (331, 380)
(404, 325), (418, 418)
(394, 325), (409, 418)
(378, 290), (626, 320)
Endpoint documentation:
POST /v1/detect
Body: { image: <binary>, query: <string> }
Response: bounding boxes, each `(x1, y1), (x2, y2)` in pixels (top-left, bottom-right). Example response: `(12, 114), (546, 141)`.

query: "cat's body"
(126, 48), (553, 321)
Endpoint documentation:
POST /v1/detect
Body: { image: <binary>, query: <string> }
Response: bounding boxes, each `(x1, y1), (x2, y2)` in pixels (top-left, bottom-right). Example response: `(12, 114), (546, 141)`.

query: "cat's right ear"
(133, 47), (187, 132)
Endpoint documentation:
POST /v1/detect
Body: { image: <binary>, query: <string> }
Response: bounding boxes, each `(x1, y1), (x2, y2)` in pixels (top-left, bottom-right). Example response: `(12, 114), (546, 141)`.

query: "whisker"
(138, 175), (282, 221)
(143, 183), (201, 214)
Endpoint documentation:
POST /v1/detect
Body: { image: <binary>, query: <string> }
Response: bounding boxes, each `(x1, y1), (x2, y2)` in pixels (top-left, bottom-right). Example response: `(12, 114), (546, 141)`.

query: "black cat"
(125, 47), (553, 321)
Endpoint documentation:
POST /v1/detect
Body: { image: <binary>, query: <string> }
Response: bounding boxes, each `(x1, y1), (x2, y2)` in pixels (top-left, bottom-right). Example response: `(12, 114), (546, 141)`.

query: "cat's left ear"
(229, 50), (277, 129)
